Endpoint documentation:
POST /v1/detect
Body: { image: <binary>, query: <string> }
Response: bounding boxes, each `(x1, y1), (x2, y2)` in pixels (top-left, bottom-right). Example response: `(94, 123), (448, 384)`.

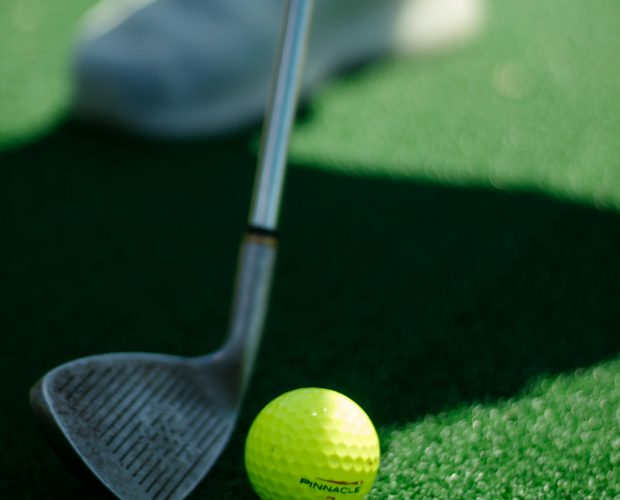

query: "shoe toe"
(72, 0), (281, 136)
(73, 39), (160, 123)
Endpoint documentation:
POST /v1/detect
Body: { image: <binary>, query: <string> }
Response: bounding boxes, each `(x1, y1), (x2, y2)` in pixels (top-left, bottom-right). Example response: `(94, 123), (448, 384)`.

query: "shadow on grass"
(1, 121), (619, 498)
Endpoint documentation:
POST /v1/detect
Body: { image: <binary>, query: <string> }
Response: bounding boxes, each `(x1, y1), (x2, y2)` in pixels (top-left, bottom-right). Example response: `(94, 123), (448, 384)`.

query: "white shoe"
(73, 0), (484, 137)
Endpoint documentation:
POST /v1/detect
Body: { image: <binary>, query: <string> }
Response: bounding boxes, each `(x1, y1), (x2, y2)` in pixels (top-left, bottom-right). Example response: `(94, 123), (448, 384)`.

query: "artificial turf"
(1, 0), (619, 498)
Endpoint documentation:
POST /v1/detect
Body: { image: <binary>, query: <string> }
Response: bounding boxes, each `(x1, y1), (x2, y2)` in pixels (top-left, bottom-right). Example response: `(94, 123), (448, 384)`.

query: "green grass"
(1, 0), (619, 498)
(374, 361), (620, 499)
(291, 0), (620, 209)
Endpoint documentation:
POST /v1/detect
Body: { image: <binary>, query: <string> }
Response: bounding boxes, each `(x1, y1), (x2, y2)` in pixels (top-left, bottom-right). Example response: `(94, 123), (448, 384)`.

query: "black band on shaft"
(246, 225), (278, 238)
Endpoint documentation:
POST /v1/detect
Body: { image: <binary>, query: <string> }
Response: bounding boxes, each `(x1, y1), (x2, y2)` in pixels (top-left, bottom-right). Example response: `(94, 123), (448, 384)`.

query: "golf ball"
(245, 388), (380, 500)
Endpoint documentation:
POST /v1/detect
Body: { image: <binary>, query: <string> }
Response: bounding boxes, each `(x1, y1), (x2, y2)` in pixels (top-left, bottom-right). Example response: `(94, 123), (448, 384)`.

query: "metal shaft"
(249, 0), (314, 231)
(221, 0), (314, 394)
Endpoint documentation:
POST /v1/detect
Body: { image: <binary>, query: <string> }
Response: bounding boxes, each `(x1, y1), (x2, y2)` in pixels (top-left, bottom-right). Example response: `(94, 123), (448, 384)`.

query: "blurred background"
(1, 0), (619, 498)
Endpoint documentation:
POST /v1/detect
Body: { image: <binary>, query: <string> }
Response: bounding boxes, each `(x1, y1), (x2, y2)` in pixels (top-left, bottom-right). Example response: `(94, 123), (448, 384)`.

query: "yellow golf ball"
(245, 388), (380, 499)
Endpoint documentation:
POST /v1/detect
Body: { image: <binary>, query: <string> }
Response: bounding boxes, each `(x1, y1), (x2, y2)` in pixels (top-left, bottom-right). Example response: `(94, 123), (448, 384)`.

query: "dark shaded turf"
(1, 0), (620, 498)
(1, 121), (619, 498)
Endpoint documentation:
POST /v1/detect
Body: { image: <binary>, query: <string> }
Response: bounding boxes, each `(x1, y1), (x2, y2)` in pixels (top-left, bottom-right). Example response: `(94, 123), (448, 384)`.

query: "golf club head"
(30, 0), (312, 496)
(31, 353), (240, 499)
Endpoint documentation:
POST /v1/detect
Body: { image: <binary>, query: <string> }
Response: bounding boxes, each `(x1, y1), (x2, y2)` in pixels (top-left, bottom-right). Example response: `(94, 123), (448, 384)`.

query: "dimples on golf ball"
(245, 388), (380, 500)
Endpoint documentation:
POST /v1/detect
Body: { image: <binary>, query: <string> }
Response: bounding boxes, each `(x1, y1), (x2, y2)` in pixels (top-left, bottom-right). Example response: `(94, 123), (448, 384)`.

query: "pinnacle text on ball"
(299, 478), (362, 494)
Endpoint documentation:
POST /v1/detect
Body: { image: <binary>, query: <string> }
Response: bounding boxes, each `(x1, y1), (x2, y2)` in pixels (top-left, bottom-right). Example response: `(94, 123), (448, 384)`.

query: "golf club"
(29, 1), (314, 498)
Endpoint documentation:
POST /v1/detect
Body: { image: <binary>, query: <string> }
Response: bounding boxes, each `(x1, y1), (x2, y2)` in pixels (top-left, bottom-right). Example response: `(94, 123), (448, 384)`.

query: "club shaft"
(223, 0), (313, 393)
(249, 0), (314, 231)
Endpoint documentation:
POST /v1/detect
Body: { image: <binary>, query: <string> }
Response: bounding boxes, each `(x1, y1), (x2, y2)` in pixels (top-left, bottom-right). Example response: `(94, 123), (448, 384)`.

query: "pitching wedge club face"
(30, 353), (240, 500)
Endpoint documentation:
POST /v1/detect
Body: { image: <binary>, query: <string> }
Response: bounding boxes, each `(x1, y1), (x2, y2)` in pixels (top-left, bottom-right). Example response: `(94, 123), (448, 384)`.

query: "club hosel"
(222, 228), (278, 394)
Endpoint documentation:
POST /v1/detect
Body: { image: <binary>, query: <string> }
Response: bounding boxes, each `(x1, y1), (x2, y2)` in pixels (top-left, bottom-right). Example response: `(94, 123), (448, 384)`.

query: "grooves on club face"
(30, 353), (240, 499)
